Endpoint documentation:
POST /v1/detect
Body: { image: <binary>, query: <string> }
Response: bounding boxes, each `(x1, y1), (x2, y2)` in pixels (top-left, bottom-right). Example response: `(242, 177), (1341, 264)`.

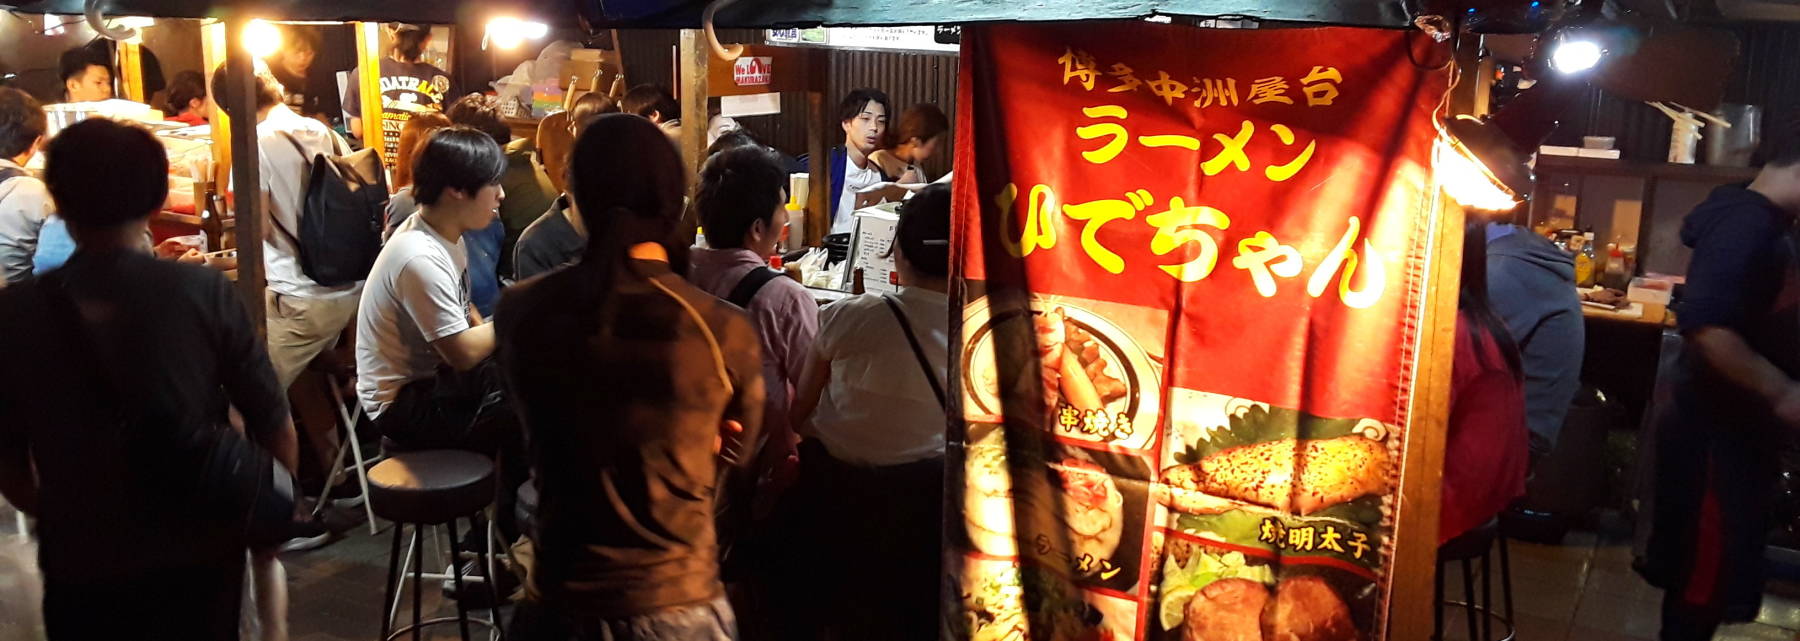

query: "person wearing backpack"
(213, 65), (370, 552)
(0, 88), (53, 286)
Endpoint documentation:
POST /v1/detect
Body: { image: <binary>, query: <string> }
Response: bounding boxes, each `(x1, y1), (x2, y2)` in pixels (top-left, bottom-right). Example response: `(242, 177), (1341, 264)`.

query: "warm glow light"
(1550, 39), (1603, 74)
(485, 18), (548, 50)
(1433, 138), (1522, 212)
(244, 19), (283, 59)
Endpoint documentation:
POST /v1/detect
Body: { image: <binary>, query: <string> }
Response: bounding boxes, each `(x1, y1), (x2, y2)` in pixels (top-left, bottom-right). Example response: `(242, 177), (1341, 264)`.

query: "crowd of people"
(0, 23), (959, 640)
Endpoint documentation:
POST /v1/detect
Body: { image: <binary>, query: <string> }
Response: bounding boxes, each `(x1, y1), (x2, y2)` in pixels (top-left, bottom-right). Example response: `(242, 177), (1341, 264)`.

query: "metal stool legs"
(381, 516), (505, 641)
(322, 378), (381, 535)
(1435, 532), (1516, 641)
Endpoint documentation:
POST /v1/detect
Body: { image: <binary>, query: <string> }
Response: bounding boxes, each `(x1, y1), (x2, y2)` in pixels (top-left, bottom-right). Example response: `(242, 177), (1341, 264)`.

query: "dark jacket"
(826, 146), (892, 232)
(1485, 224), (1583, 455)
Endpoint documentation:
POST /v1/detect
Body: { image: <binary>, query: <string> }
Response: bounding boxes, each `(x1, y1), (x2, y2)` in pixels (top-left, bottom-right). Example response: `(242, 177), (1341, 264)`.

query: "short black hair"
(165, 70), (206, 115)
(696, 145), (788, 249)
(1759, 111), (1800, 169)
(0, 88), (46, 160)
(210, 63), (284, 119)
(620, 84), (678, 122)
(837, 88), (892, 125)
(896, 183), (951, 278)
(705, 129), (761, 158)
(281, 25), (323, 55)
(44, 119), (167, 228)
(58, 46), (110, 84)
(393, 24), (431, 62)
(412, 125), (507, 207)
(446, 93), (510, 145)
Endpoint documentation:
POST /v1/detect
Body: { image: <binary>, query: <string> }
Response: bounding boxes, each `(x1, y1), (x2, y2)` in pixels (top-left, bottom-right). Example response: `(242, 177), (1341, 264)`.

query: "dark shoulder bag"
(36, 273), (294, 545)
(882, 293), (947, 409)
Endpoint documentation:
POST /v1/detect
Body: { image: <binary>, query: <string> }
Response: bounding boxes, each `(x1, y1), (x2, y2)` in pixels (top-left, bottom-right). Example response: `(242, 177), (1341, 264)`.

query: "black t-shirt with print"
(343, 57), (454, 163)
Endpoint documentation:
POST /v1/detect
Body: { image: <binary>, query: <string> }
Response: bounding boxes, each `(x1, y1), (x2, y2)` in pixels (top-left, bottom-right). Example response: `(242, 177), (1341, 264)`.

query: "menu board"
(949, 21), (1447, 641)
(845, 203), (901, 294)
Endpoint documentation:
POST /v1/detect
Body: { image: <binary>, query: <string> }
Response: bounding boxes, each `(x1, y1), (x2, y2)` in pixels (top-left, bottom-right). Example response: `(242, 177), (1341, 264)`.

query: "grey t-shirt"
(355, 214), (471, 418)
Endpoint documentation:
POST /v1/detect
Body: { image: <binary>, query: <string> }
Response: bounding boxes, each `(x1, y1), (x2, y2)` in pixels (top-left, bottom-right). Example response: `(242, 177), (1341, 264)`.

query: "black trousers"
(44, 560), (246, 641)
(376, 359), (527, 544)
(762, 440), (943, 641)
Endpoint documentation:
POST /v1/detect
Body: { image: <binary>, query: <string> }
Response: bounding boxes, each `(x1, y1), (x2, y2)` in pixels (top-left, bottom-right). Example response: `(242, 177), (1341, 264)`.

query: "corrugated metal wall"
(613, 29), (961, 178)
(1545, 22), (1800, 160)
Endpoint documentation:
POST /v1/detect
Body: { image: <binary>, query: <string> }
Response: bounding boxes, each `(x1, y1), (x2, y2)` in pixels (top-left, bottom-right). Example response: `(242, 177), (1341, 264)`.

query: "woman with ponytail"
(1439, 221), (1531, 545)
(497, 113), (765, 640)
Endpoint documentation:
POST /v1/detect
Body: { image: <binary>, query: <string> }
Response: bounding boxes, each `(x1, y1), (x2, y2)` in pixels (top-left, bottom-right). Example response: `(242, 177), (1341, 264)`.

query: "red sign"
(732, 56), (773, 86)
(950, 21), (1447, 641)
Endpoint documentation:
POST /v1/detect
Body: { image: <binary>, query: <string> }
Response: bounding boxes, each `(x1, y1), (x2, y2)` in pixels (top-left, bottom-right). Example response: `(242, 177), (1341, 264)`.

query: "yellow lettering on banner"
(1192, 78), (1240, 109)
(1318, 525), (1348, 554)
(1145, 197), (1230, 282)
(1300, 66), (1344, 106)
(1306, 216), (1386, 309)
(1138, 135), (1201, 151)
(1287, 526), (1317, 552)
(995, 183), (1060, 258)
(1106, 63), (1142, 93)
(1057, 48), (1099, 90)
(1061, 190), (1147, 274)
(1231, 231), (1304, 297)
(1075, 105), (1130, 165)
(1248, 76), (1294, 105)
(1264, 124), (1318, 182)
(1146, 71), (1189, 106)
(1202, 121), (1255, 175)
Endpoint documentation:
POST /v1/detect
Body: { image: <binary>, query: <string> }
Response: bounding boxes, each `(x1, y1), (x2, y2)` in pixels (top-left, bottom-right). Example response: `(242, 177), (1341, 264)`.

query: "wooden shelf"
(153, 211), (204, 226)
(1536, 155), (1759, 182)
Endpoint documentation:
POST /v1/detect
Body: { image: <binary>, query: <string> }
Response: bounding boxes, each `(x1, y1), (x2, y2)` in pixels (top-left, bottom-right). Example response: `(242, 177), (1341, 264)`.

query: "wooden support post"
(222, 14), (267, 328)
(118, 40), (145, 103)
(806, 90), (830, 246)
(353, 22), (387, 165)
(1450, 33), (1490, 118)
(1387, 193), (1464, 641)
(677, 29), (710, 181)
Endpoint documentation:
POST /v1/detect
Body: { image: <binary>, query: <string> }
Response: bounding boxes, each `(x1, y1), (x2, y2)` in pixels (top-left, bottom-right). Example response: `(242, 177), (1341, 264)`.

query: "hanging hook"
(702, 0), (745, 61)
(85, 0), (137, 41)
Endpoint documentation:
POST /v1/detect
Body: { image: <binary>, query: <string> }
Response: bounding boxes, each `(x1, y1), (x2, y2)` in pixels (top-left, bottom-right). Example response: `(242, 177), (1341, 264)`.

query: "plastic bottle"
(1575, 233), (1597, 288)
(1603, 245), (1629, 290)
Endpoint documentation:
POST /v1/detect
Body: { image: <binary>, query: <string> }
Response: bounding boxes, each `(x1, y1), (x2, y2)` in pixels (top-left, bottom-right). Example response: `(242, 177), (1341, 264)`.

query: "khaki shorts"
(265, 291), (360, 388)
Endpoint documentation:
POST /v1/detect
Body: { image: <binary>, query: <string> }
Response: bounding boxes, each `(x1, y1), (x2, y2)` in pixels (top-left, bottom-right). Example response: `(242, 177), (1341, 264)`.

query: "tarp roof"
(6, 0), (1416, 29)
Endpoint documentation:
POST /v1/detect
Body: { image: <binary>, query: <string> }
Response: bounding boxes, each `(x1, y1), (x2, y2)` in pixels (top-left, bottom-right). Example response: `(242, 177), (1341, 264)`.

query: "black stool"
(1435, 520), (1515, 641)
(369, 449), (504, 641)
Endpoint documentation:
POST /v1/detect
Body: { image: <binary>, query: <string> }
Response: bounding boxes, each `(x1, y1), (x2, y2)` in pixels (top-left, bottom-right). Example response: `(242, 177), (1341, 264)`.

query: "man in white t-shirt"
(828, 88), (893, 235)
(355, 125), (523, 540)
(216, 67), (360, 552)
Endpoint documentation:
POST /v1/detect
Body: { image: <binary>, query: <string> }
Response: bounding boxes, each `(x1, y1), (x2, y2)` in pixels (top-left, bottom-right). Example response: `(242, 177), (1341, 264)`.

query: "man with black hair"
(0, 117), (297, 640)
(620, 84), (679, 128)
(58, 46), (113, 103)
(1643, 116), (1800, 640)
(270, 25), (331, 121)
(0, 87), (53, 286)
(827, 88), (893, 235)
(447, 93), (555, 285)
(343, 23), (453, 158)
(690, 145), (817, 500)
(356, 125), (524, 540)
(215, 64), (359, 550)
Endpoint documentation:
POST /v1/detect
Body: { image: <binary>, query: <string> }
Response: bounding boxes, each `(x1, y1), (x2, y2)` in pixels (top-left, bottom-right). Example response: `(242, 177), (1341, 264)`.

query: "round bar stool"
(369, 449), (504, 641)
(1435, 519), (1516, 641)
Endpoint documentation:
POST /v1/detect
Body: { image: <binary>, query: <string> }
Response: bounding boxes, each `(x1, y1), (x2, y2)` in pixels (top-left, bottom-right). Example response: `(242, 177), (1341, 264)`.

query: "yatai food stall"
(650, 0), (1571, 639)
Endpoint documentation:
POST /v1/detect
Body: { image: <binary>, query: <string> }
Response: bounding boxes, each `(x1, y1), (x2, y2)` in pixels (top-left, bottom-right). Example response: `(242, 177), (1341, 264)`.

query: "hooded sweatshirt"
(1485, 223), (1583, 455)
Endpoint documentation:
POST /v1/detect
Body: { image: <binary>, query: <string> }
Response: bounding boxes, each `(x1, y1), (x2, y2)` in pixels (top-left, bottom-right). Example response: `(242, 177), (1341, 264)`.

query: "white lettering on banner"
(733, 57), (774, 86)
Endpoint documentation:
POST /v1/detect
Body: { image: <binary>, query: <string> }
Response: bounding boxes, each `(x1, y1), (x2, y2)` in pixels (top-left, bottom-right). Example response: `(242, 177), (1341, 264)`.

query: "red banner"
(950, 21), (1447, 641)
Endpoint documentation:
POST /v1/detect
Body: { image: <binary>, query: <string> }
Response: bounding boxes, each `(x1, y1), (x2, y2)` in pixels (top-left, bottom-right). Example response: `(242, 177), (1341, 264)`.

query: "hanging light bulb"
(1549, 38), (1604, 73)
(243, 19), (283, 59)
(485, 17), (549, 50)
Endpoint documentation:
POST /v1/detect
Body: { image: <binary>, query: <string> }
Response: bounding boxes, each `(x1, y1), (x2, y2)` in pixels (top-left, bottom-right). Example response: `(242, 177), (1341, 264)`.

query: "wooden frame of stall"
(676, 36), (832, 247)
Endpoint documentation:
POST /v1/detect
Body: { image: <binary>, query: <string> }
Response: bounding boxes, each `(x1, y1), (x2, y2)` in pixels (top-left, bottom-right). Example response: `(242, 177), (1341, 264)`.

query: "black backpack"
(275, 132), (388, 286)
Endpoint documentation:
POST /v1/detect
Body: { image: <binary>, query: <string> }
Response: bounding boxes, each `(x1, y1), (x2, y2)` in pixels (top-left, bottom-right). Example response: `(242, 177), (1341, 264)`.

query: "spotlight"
(485, 18), (549, 50)
(244, 20), (282, 59)
(1549, 38), (1603, 73)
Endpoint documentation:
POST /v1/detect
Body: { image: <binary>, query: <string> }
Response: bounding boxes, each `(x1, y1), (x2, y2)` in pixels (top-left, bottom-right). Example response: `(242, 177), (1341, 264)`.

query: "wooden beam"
(202, 21), (230, 193)
(805, 90), (829, 247)
(1386, 192), (1464, 641)
(118, 39), (146, 103)
(353, 22), (388, 167)
(1450, 33), (1489, 118)
(677, 29), (710, 181)
(223, 14), (267, 329)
